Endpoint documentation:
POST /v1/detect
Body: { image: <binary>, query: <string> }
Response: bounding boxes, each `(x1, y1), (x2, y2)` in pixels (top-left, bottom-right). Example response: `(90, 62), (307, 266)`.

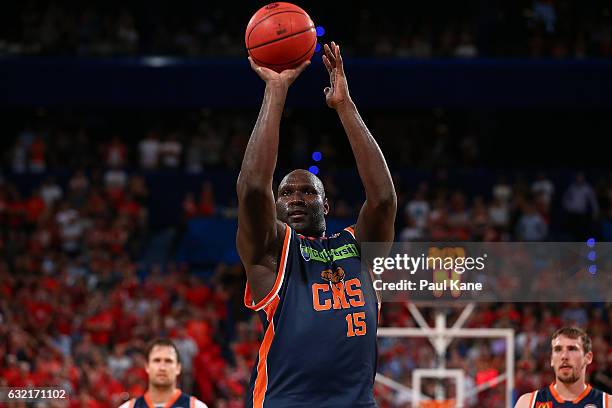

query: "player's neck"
(553, 379), (588, 399)
(147, 385), (179, 404)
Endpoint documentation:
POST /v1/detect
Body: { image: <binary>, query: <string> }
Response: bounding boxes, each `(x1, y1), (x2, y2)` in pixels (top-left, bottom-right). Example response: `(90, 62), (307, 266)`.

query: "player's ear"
(323, 197), (329, 215)
(177, 362), (182, 376)
(585, 351), (593, 365)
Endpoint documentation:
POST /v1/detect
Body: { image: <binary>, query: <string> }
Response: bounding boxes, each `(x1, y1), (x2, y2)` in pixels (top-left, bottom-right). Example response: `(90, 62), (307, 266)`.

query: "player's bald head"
(279, 169), (326, 198)
(276, 169), (328, 237)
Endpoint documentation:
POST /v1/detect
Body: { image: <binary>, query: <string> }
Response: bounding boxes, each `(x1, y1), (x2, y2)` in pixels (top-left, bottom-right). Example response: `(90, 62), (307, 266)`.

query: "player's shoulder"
(117, 399), (134, 408)
(325, 225), (357, 240)
(589, 385), (611, 399)
(189, 396), (209, 408)
(514, 391), (535, 408)
(601, 389), (612, 404)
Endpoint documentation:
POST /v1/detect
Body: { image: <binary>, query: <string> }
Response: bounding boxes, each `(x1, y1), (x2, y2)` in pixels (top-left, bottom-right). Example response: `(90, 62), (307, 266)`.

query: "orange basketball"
(245, 2), (317, 73)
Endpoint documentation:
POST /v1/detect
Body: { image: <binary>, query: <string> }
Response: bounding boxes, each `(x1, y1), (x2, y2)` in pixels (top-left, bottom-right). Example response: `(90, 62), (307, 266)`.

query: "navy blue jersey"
(528, 384), (608, 407)
(120, 389), (207, 408)
(244, 225), (379, 408)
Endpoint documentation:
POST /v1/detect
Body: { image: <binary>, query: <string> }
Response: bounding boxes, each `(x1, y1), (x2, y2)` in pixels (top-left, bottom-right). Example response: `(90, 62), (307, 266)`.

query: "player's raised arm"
(322, 42), (397, 243)
(236, 58), (309, 302)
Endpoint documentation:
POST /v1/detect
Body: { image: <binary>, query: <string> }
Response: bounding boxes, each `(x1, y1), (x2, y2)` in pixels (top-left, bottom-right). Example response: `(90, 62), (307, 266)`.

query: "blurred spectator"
(139, 131), (160, 170)
(454, 31), (479, 58)
(11, 140), (28, 173)
(198, 182), (216, 217)
(172, 327), (199, 394)
(531, 172), (554, 206)
(488, 197), (510, 232)
(105, 136), (128, 168)
(107, 344), (132, 379)
(493, 176), (513, 206)
(186, 135), (206, 173)
(404, 185), (430, 232)
(515, 201), (548, 241)
(29, 135), (47, 173)
(104, 166), (128, 194)
(160, 133), (183, 169)
(399, 214), (423, 241)
(183, 192), (198, 220)
(40, 176), (63, 207)
(562, 172), (599, 240)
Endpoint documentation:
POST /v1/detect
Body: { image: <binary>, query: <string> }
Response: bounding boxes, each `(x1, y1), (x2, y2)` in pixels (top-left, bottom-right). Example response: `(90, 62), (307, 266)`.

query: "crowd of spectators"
(5, 109), (612, 241)
(0, 158), (255, 406)
(1, 1), (611, 58)
(0, 108), (610, 407)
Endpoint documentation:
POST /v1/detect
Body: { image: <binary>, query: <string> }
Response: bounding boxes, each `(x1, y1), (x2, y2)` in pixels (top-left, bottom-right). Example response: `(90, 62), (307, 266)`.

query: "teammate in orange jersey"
(118, 339), (208, 408)
(514, 327), (611, 407)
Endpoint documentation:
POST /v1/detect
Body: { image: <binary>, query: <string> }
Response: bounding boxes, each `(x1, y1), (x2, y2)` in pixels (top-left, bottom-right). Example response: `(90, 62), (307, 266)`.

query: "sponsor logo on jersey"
(300, 244), (311, 261)
(299, 243), (360, 263)
(321, 266), (345, 283)
(584, 405), (597, 408)
(536, 403), (552, 408)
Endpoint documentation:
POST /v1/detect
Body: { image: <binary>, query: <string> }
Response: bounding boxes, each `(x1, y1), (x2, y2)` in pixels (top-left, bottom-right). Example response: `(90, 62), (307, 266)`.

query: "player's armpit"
(239, 221), (287, 305)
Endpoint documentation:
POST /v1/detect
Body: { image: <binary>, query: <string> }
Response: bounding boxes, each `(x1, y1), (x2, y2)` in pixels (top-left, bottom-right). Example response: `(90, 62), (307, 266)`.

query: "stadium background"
(1, 1), (611, 406)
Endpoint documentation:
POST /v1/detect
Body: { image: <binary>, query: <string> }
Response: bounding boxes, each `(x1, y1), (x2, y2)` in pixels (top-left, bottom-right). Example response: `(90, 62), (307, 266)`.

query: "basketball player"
(237, 41), (396, 407)
(514, 327), (611, 407)
(118, 339), (208, 408)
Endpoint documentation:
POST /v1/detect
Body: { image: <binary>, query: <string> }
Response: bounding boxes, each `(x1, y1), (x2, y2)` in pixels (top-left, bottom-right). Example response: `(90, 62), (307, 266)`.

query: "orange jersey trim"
(344, 225), (356, 240)
(548, 383), (592, 404)
(143, 389), (181, 408)
(572, 384), (592, 403)
(244, 225), (291, 311)
(252, 295), (280, 408)
(548, 384), (564, 403)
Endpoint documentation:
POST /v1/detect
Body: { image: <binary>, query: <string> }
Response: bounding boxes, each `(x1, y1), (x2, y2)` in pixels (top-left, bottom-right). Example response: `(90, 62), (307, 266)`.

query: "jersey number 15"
(346, 312), (367, 337)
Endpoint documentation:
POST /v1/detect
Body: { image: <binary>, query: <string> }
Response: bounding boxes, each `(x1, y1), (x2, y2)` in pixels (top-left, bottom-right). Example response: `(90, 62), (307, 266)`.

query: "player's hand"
(249, 57), (310, 90)
(322, 42), (351, 109)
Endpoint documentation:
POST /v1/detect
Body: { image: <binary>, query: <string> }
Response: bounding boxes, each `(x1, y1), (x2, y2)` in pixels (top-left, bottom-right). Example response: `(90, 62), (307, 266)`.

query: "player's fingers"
(248, 57), (257, 70)
(336, 44), (343, 69)
(322, 55), (332, 74)
(324, 44), (335, 66)
(323, 43), (331, 62)
(249, 57), (265, 77)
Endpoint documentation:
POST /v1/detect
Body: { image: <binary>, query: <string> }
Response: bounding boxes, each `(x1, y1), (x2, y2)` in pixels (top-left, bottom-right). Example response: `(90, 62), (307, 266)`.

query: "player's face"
(145, 345), (181, 389)
(277, 171), (328, 236)
(550, 335), (593, 384)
